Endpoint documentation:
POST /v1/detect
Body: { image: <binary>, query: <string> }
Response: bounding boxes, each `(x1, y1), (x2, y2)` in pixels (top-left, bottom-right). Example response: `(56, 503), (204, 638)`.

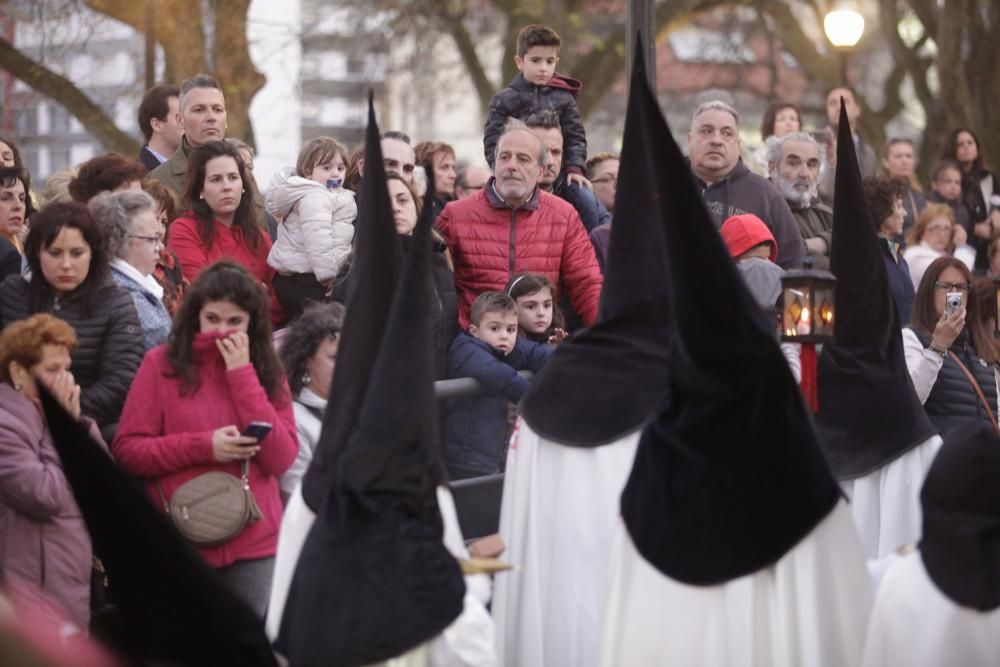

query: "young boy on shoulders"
(443, 291), (554, 479)
(483, 24), (589, 188)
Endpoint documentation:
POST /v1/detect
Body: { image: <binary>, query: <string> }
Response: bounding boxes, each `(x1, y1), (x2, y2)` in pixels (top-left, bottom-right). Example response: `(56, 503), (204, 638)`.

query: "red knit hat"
(720, 213), (778, 262)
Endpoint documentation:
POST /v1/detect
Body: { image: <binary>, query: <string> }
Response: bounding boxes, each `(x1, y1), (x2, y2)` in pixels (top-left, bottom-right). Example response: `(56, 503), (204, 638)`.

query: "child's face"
(515, 287), (553, 335)
(933, 168), (962, 202)
(515, 46), (559, 86)
(470, 310), (519, 355)
(307, 154), (348, 187)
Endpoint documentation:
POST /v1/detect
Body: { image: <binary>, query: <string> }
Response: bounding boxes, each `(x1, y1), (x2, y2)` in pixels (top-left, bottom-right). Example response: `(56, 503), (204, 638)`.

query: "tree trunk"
(0, 36), (140, 155)
(211, 0), (266, 145)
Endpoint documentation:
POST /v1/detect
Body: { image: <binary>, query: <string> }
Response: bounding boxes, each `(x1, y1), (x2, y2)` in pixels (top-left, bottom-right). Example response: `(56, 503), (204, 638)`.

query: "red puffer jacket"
(436, 183), (603, 329)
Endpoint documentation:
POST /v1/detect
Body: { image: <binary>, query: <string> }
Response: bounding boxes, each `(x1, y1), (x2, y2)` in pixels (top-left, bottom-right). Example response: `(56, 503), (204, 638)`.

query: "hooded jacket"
(484, 72), (587, 174)
(696, 159), (805, 270)
(265, 168), (357, 281)
(0, 275), (144, 428)
(436, 180), (603, 330)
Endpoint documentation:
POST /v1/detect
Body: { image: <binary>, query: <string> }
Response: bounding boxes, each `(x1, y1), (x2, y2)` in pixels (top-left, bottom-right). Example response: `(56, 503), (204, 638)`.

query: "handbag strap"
(156, 459), (253, 514)
(948, 350), (1000, 433)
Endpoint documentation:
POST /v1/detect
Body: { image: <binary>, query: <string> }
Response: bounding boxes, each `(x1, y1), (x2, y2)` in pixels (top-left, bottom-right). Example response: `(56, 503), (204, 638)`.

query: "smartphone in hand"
(241, 421), (273, 443)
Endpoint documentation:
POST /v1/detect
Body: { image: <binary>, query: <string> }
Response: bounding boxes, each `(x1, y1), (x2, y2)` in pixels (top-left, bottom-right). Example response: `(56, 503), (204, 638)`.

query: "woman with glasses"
(903, 204), (976, 290)
(90, 190), (172, 350)
(903, 256), (999, 437)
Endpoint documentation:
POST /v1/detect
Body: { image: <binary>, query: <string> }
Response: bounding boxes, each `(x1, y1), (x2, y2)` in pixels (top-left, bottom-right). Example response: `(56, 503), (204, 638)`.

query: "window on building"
(14, 108), (37, 137)
(49, 106), (72, 134)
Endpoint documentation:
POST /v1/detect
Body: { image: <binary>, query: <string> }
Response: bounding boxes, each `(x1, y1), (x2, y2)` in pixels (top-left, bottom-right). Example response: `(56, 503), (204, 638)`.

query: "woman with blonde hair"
(903, 203), (975, 289)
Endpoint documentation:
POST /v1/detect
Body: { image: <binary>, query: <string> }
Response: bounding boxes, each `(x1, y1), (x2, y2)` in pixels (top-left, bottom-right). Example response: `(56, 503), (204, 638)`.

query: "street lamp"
(824, 8), (865, 85)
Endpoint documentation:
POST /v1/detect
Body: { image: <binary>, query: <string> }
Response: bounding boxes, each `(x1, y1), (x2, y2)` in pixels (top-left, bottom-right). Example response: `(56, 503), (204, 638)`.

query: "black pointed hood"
(276, 158), (465, 665)
(815, 99), (936, 479)
(920, 420), (1000, 611)
(299, 93), (402, 510)
(519, 45), (672, 446)
(37, 389), (277, 666)
(618, 67), (840, 586)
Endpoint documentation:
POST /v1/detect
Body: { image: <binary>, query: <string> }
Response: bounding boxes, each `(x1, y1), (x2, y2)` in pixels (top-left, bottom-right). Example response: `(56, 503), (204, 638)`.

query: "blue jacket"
(443, 332), (553, 475)
(882, 239), (914, 325)
(553, 175), (611, 234)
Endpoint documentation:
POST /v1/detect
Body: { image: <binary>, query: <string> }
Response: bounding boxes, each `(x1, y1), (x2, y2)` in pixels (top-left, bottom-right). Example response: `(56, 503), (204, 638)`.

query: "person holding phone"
(903, 256), (1000, 438)
(112, 261), (297, 617)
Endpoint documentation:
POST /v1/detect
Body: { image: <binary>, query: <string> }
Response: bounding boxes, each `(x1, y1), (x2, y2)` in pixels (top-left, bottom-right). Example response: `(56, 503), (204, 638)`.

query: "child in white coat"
(267, 137), (357, 317)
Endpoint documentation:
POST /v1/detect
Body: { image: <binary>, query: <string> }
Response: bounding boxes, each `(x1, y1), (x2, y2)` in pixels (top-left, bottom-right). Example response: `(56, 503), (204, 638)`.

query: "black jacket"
(0, 275), (145, 427)
(484, 73), (587, 173)
(0, 238), (19, 283)
(138, 145), (163, 173)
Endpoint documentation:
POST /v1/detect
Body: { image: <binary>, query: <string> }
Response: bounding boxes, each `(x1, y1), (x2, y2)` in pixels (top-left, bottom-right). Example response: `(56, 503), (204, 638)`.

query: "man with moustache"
(768, 132), (833, 270)
(436, 119), (602, 329)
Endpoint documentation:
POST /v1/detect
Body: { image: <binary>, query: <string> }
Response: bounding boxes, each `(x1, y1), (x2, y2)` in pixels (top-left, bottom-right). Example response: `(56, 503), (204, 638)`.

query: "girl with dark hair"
(504, 272), (567, 344)
(167, 141), (272, 287)
(941, 128), (1000, 270)
(0, 202), (144, 430)
(760, 101), (801, 140)
(112, 260), (297, 617)
(903, 256), (999, 438)
(277, 301), (344, 500)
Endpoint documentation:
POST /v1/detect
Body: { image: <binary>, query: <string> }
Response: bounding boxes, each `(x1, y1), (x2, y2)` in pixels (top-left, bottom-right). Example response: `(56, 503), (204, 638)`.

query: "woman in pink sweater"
(113, 261), (297, 617)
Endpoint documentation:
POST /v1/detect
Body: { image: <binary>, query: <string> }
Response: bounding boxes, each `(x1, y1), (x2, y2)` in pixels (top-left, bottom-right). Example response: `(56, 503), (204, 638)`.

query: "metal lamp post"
(823, 8), (865, 85)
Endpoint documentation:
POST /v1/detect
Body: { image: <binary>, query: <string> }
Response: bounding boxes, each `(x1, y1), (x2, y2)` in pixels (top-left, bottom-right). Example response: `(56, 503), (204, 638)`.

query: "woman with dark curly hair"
(167, 141), (271, 285)
(277, 301), (344, 500)
(903, 256), (999, 438)
(866, 175), (914, 323)
(112, 261), (297, 617)
(0, 202), (144, 430)
(67, 153), (146, 203)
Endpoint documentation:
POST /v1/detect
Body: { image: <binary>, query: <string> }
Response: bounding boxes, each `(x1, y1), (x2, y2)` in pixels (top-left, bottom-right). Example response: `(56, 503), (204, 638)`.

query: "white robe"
(266, 485), (496, 666)
(597, 501), (873, 667)
(842, 434), (942, 559)
(862, 551), (1000, 667)
(491, 420), (640, 667)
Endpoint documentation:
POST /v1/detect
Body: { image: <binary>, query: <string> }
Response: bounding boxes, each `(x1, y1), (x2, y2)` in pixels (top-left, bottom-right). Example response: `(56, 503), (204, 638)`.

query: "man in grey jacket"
(687, 100), (805, 269)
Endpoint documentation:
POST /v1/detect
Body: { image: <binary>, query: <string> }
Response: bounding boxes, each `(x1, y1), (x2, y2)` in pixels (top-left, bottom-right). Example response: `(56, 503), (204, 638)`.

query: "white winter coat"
(266, 168), (356, 281)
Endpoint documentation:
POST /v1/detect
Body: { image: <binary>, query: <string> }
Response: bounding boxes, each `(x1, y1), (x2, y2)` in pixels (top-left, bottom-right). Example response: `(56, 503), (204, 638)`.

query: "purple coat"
(0, 383), (103, 628)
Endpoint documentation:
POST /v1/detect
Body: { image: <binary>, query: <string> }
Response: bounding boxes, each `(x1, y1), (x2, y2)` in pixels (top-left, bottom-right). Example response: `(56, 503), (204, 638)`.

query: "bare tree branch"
(0, 35), (140, 155)
(431, 2), (498, 111)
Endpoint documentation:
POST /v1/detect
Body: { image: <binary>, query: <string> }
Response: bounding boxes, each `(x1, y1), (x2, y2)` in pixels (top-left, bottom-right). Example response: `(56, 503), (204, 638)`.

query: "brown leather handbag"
(157, 460), (262, 547)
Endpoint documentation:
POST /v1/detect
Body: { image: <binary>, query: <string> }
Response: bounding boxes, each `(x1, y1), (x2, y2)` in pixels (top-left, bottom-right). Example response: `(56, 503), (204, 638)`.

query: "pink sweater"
(112, 335), (298, 567)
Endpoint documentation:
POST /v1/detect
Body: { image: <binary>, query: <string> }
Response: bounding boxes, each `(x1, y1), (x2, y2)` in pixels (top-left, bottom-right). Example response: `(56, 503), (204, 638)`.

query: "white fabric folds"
(492, 420), (640, 667)
(597, 501), (873, 667)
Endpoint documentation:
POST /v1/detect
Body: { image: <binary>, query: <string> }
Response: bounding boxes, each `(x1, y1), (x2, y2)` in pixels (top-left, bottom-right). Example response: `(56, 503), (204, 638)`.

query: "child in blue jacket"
(443, 291), (554, 479)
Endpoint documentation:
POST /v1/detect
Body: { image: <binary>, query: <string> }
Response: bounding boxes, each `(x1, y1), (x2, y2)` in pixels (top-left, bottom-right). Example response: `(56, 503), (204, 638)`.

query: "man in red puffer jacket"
(437, 121), (603, 330)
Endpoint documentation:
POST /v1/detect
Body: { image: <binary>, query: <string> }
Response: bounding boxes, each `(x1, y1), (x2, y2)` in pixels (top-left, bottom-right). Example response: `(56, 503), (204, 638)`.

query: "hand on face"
(40, 369), (81, 420)
(215, 331), (251, 370)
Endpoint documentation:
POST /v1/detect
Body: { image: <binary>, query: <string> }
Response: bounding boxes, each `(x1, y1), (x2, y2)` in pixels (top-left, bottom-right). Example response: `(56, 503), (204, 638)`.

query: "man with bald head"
(437, 119), (602, 329)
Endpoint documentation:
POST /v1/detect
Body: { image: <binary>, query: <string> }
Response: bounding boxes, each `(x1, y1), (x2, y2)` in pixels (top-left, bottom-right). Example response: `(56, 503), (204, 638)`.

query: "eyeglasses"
(591, 175), (617, 186)
(130, 234), (163, 246)
(933, 281), (972, 292)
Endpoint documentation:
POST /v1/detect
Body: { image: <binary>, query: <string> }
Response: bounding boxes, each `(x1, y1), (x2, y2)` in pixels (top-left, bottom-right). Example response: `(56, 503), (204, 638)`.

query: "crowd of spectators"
(0, 22), (998, 652)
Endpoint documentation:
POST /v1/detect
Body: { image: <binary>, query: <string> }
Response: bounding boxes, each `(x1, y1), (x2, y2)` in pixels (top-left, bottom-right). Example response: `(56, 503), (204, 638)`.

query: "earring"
(13, 383), (22, 392)
(241, 189), (246, 193)
(302, 372), (311, 386)
(199, 194), (205, 199)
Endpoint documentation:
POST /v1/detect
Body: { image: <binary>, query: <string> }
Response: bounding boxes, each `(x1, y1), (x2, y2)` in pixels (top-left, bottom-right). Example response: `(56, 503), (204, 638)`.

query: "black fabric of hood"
(815, 99), (936, 479)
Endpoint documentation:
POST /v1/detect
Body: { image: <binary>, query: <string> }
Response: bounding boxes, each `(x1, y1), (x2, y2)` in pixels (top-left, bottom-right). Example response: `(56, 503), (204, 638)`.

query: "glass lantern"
(780, 269), (836, 343)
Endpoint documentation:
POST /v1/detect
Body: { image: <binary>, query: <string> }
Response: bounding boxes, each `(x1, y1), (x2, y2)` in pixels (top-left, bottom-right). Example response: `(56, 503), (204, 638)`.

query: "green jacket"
(790, 202), (833, 270)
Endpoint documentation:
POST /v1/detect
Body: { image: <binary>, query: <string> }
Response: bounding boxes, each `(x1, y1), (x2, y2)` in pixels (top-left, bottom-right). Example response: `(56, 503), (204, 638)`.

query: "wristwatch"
(927, 343), (948, 359)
